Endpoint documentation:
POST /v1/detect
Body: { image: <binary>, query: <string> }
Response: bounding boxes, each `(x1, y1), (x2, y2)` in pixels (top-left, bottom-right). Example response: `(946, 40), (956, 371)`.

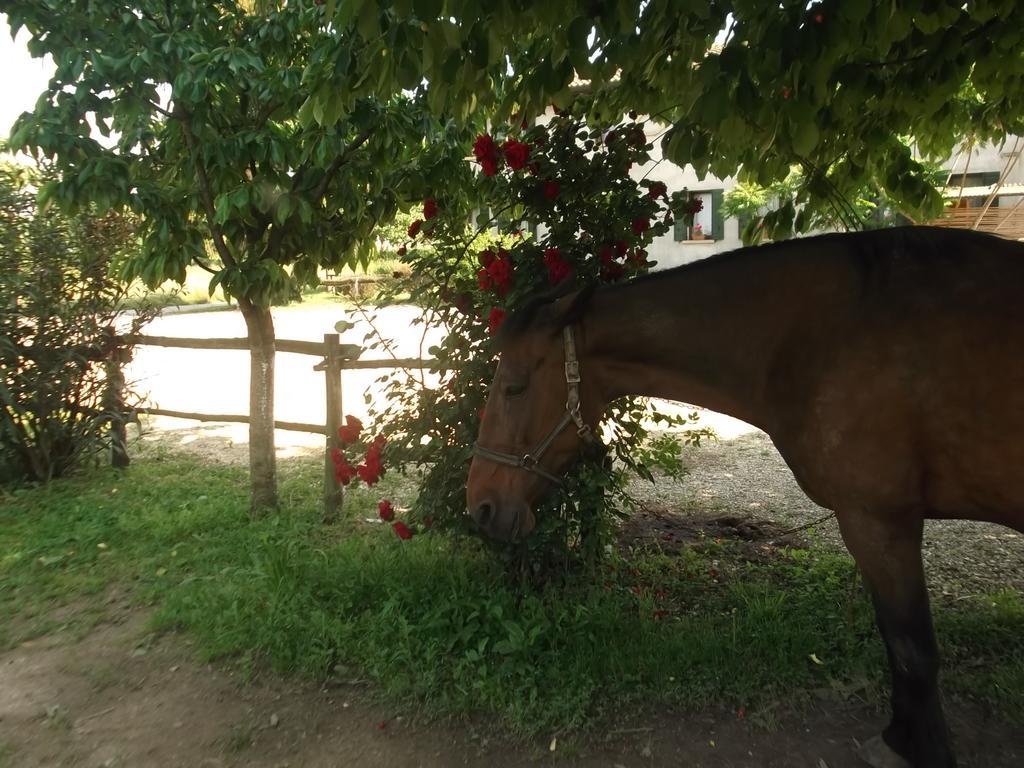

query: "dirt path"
(3, 607), (1022, 768)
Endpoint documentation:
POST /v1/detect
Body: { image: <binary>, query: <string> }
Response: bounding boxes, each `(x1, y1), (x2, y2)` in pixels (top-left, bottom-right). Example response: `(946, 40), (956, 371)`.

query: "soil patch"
(619, 507), (808, 559)
(2, 613), (1021, 768)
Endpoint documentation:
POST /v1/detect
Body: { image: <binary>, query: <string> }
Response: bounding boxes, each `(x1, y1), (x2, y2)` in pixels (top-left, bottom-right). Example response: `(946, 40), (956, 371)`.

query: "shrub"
(0, 161), (149, 483)
(362, 114), (708, 575)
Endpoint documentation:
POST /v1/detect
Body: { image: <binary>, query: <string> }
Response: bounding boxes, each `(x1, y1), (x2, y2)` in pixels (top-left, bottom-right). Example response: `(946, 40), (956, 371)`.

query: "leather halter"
(473, 326), (603, 486)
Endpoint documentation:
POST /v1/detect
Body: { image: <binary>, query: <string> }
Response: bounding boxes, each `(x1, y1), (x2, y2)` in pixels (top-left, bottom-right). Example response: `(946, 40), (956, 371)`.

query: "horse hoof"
(857, 735), (911, 768)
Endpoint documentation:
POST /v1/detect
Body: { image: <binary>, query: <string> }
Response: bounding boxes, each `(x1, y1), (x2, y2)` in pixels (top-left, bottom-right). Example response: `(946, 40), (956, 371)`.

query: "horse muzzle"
(469, 498), (534, 542)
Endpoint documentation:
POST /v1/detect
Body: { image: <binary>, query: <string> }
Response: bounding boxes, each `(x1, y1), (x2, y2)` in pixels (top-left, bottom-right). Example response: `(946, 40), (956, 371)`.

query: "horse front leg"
(836, 511), (956, 768)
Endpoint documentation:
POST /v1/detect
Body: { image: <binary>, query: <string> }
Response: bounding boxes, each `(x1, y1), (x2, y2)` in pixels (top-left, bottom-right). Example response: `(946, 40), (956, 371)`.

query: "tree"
(301, 0), (1024, 238)
(5, 1), (474, 511)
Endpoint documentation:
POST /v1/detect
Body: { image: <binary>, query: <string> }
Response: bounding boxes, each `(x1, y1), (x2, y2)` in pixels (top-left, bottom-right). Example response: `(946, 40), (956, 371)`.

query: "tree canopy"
(300, 0), (1024, 236)
(6, 0), (472, 305)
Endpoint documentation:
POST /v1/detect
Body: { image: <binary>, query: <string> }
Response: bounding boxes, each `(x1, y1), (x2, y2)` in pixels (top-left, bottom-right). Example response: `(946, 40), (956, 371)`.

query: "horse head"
(466, 288), (602, 541)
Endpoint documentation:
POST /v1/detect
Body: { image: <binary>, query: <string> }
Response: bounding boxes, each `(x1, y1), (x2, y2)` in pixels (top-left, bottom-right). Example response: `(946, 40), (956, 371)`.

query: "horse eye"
(503, 382), (528, 398)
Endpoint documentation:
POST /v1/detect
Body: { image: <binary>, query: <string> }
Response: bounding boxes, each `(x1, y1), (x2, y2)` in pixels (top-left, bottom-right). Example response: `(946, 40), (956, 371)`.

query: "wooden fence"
(112, 332), (432, 521)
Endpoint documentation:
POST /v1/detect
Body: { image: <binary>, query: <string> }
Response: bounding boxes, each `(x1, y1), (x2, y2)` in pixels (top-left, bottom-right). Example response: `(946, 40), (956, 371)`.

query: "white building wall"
(633, 122), (743, 271)
(943, 135), (1024, 184)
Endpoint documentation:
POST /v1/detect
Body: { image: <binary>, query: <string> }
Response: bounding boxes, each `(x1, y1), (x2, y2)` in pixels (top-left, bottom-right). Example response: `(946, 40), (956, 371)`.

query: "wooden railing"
(929, 204), (1024, 240)
(111, 333), (434, 521)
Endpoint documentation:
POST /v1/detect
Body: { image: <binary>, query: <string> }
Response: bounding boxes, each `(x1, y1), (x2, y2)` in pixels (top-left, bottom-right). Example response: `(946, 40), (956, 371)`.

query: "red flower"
(338, 415), (363, 445)
(502, 139), (531, 171)
(473, 134), (501, 176)
(814, 12), (824, 23)
(487, 307), (506, 335)
(648, 181), (667, 200)
(477, 268), (493, 291)
(782, 86), (792, 99)
(397, 245), (407, 256)
(478, 249), (495, 268)
(358, 460), (382, 485)
(392, 521), (414, 540)
(333, 453), (357, 486)
(614, 239), (629, 256)
(598, 245), (615, 265)
(423, 197), (439, 220)
(631, 217), (650, 236)
(543, 247), (572, 285)
(407, 219), (422, 238)
(686, 197), (704, 215)
(542, 180), (560, 200)
(378, 499), (394, 521)
(485, 252), (513, 295)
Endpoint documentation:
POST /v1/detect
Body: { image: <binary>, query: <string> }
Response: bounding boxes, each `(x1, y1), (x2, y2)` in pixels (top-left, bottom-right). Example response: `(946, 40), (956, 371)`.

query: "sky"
(0, 14), (55, 140)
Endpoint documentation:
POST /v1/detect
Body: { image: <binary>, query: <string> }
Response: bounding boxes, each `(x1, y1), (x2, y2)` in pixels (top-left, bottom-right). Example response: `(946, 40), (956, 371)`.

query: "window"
(673, 189), (724, 241)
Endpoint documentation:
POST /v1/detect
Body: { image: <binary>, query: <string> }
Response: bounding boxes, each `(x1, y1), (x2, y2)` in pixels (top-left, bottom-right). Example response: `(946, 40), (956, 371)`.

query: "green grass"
(2, 451), (1022, 736)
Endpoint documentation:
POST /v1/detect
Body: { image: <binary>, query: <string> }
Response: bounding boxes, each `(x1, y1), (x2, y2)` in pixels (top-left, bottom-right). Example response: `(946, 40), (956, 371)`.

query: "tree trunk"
(240, 300), (278, 514)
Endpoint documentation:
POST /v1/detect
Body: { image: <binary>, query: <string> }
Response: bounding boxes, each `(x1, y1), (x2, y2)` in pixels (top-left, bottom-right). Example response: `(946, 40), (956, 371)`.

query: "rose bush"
(360, 114), (706, 573)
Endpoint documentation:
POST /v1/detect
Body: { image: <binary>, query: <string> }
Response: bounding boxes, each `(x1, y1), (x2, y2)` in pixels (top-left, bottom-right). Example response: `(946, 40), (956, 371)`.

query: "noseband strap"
(473, 326), (602, 486)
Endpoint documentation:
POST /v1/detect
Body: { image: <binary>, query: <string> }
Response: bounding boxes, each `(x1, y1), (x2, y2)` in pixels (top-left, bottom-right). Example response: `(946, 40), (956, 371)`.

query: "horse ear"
(548, 283), (595, 333)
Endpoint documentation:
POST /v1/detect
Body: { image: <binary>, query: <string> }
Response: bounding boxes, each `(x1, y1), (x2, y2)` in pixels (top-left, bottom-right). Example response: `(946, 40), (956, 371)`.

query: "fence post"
(105, 336), (130, 469)
(322, 333), (343, 522)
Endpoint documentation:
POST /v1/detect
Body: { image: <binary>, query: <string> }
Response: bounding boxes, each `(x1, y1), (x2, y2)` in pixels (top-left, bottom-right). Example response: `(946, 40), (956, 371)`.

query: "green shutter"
(711, 189), (725, 241)
(673, 214), (688, 241)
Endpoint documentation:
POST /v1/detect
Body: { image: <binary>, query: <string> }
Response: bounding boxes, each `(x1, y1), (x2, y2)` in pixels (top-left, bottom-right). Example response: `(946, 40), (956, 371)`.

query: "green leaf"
(791, 120), (820, 156)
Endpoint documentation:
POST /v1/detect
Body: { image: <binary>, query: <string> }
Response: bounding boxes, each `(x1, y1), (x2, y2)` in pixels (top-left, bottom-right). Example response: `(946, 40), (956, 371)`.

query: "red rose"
(392, 521), (414, 540)
(476, 269), (493, 291)
(358, 460), (382, 485)
(543, 247), (572, 285)
(502, 139), (531, 171)
(648, 181), (667, 200)
(478, 249), (495, 268)
(486, 252), (513, 295)
(423, 197), (439, 220)
(408, 219), (422, 238)
(542, 180), (560, 200)
(333, 454), (357, 486)
(631, 217), (650, 236)
(378, 499), (395, 521)
(473, 134), (501, 176)
(338, 415), (363, 445)
(487, 307), (506, 335)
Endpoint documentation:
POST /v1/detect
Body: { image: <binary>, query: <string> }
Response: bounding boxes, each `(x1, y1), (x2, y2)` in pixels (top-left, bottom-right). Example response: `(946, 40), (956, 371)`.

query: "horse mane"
(495, 281), (596, 347)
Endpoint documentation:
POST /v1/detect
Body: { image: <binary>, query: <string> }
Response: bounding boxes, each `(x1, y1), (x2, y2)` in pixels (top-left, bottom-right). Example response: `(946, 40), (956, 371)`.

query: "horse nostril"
(473, 501), (494, 530)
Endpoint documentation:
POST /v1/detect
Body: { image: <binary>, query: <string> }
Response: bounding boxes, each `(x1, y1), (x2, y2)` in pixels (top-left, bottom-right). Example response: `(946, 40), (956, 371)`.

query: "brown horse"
(466, 226), (1024, 768)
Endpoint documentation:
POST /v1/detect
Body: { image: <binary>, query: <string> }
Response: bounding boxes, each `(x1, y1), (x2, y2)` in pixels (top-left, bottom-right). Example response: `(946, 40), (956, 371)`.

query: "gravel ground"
(629, 427), (1024, 597)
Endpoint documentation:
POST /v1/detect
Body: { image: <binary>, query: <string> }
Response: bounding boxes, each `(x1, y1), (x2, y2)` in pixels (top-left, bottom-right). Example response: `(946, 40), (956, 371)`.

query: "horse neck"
(582, 249), (817, 429)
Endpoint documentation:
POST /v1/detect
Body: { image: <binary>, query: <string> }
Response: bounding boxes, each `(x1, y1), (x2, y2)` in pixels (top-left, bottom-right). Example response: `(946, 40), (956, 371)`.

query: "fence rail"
(114, 332), (435, 521)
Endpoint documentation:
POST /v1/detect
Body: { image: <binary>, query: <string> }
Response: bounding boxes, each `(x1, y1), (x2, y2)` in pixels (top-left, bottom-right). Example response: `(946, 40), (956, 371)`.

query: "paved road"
(126, 301), (754, 452)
